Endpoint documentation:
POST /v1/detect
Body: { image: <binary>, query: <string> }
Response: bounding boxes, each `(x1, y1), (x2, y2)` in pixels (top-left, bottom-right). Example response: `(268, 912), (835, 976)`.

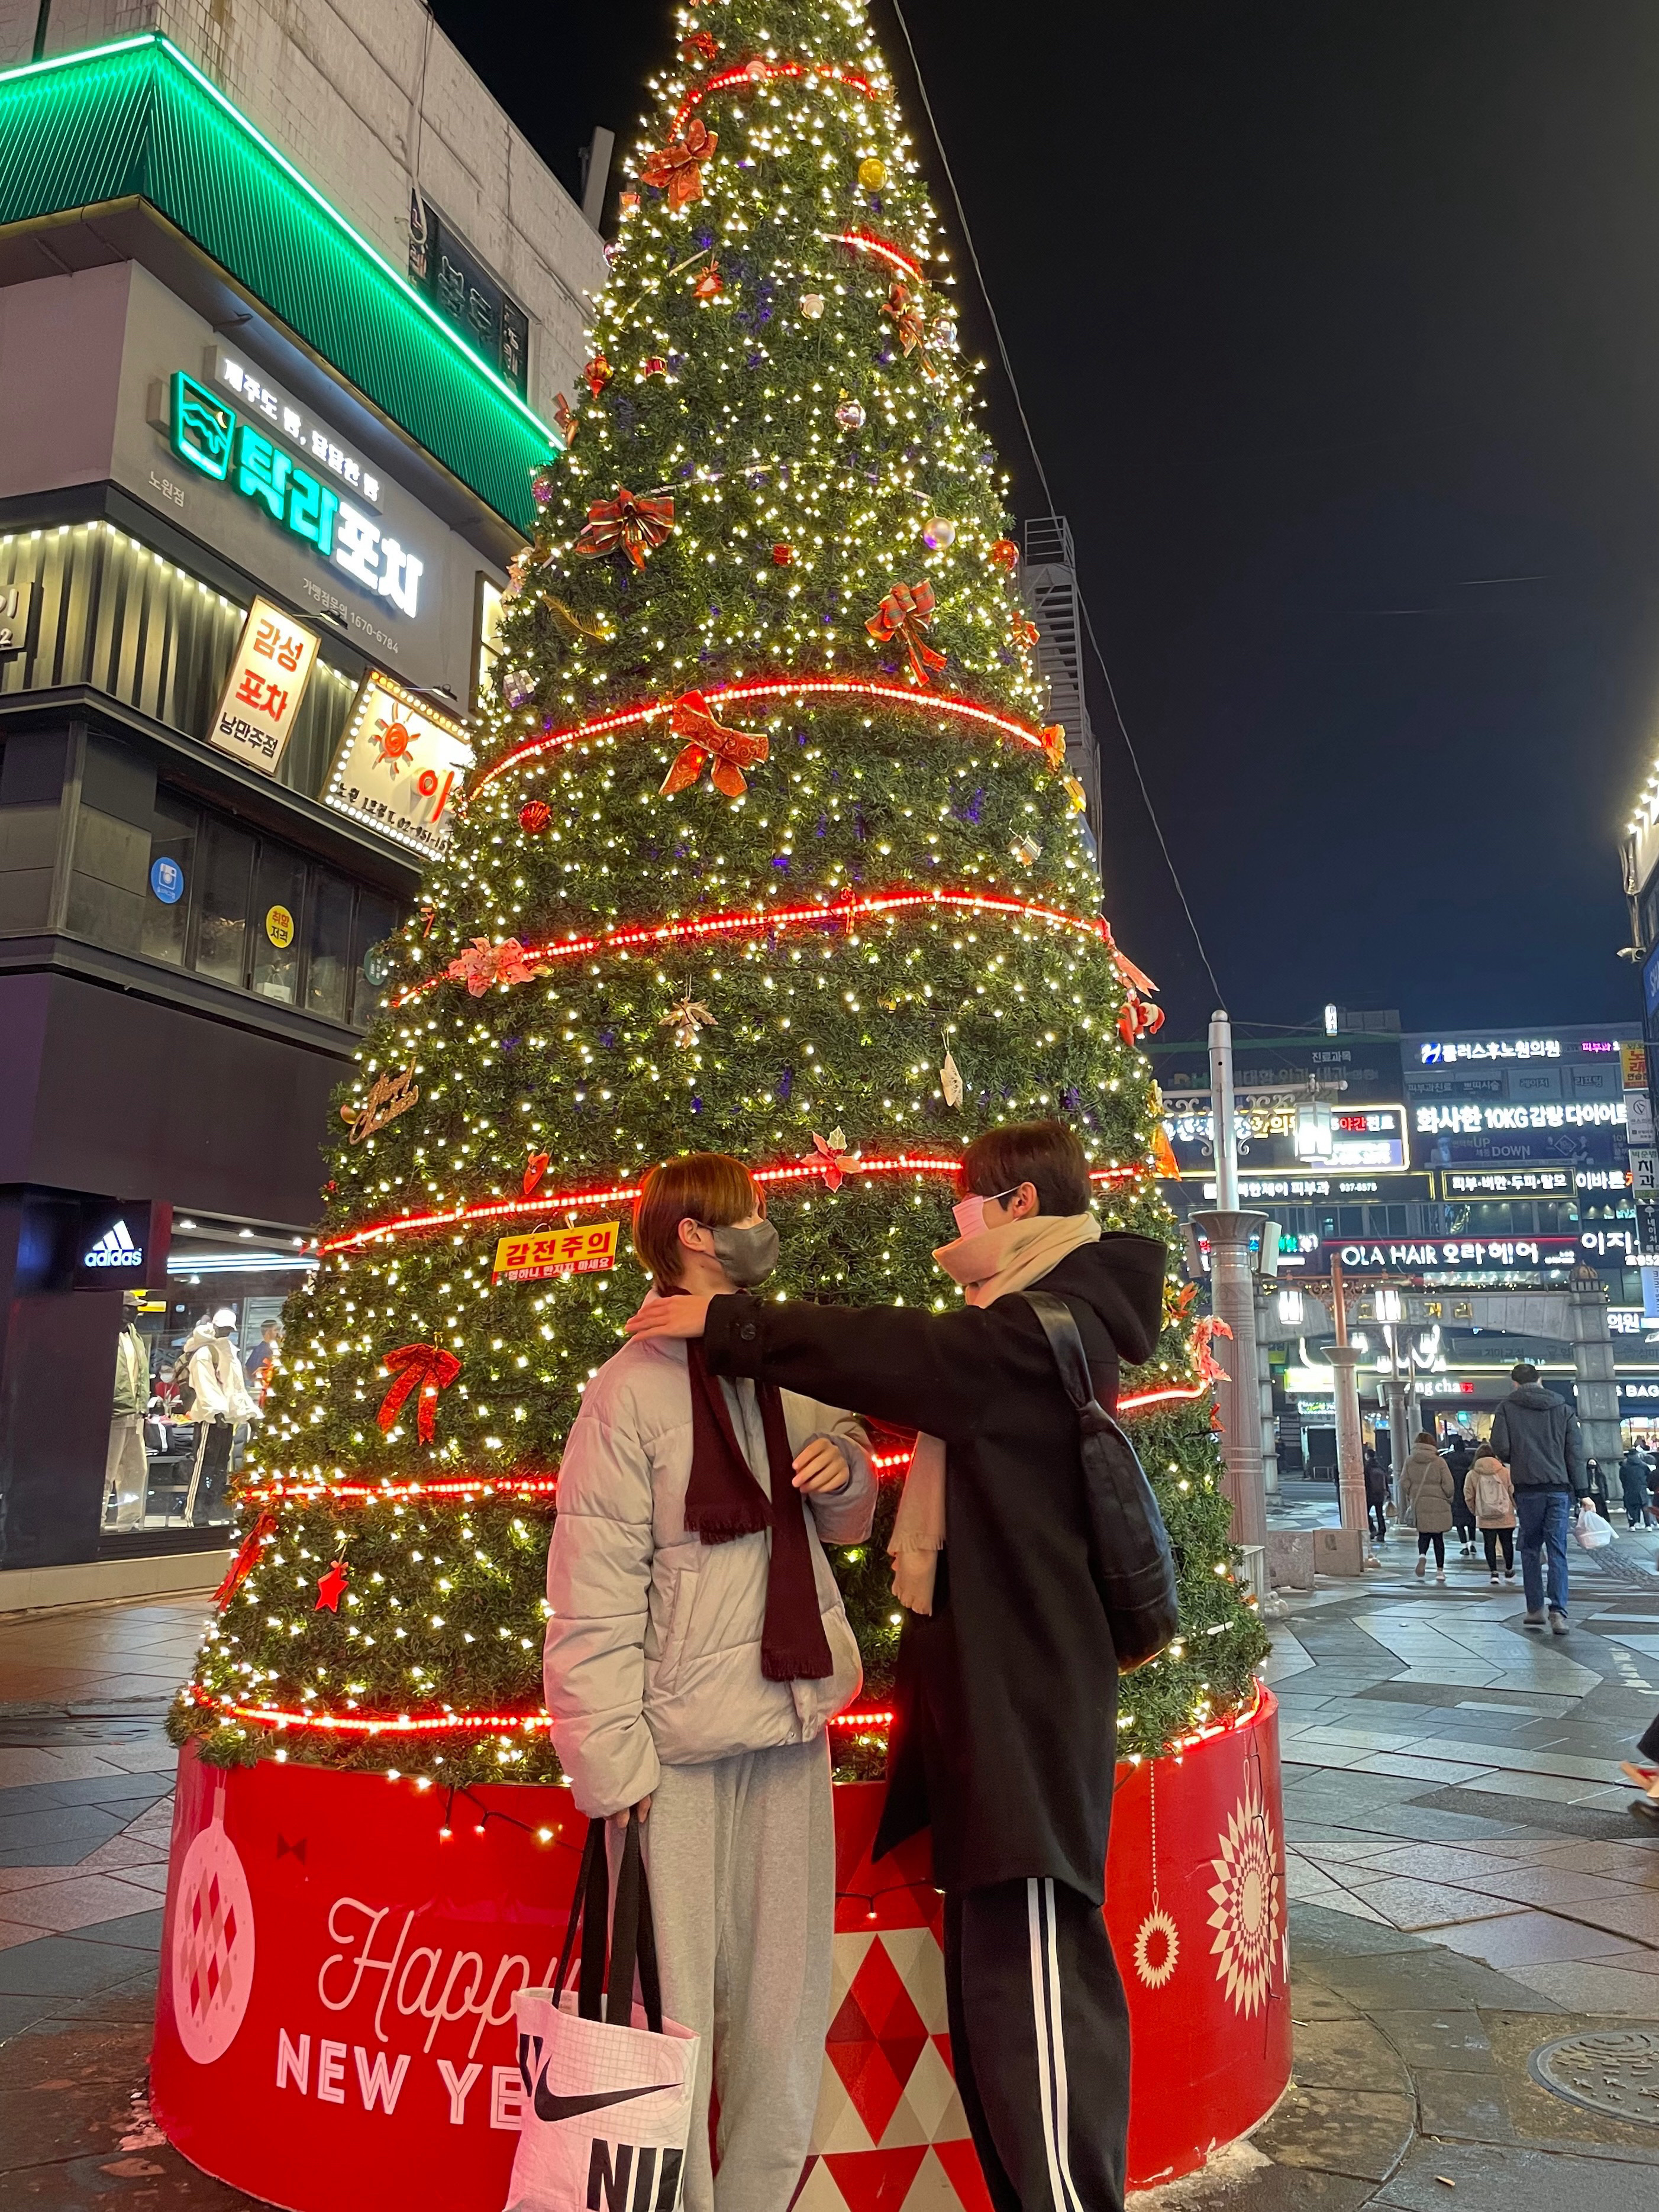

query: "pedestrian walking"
(1585, 1457), (1611, 1522)
(1363, 1443), (1389, 1544)
(1489, 1362), (1589, 1635)
(1447, 1433), (1479, 1558)
(1619, 1444), (1652, 1530)
(1621, 1709), (1659, 1830)
(1464, 1444), (1517, 1585)
(1399, 1430), (1455, 1582)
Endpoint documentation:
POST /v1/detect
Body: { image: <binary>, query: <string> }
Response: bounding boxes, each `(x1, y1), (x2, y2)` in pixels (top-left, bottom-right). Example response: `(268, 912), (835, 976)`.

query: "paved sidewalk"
(2, 1570), (1658, 2207)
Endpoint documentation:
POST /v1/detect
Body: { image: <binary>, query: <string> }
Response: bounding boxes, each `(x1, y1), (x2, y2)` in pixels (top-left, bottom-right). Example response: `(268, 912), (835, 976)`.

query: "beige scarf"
(889, 1212), (1102, 1615)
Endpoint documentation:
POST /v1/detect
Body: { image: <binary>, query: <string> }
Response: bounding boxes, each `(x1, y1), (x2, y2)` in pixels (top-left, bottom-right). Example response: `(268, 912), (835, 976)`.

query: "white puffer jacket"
(544, 1333), (875, 1818)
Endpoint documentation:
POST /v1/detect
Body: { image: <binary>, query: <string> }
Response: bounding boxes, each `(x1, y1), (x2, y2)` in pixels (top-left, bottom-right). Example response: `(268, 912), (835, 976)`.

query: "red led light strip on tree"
(1116, 1382), (1209, 1413)
(319, 1155), (1142, 1255)
(393, 886), (1106, 1008)
(238, 1474), (561, 1506)
(831, 227), (924, 280)
(472, 676), (1052, 796)
(194, 1688), (552, 1738)
(673, 59), (884, 132)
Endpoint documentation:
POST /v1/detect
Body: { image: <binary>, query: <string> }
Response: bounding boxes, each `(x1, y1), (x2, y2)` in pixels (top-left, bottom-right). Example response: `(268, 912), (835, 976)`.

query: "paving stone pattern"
(4, 1542), (1659, 2206)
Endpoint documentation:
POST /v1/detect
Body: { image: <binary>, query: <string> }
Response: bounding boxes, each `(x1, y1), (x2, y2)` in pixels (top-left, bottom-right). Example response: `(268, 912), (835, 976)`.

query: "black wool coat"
(704, 1232), (1167, 1904)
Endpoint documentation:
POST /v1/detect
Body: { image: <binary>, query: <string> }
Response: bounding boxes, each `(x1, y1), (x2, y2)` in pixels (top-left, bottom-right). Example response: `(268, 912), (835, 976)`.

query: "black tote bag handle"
(553, 1810), (664, 2035)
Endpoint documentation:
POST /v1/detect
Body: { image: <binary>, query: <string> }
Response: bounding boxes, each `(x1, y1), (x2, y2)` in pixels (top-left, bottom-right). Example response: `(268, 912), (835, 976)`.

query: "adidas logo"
(83, 1219), (143, 1269)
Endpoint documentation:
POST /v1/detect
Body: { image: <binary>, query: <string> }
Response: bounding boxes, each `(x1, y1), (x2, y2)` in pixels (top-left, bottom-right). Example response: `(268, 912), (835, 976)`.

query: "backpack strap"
(1020, 1289), (1097, 1415)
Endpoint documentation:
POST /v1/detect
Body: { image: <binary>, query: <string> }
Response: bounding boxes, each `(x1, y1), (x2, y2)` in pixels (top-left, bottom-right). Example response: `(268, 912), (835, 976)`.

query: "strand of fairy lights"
(471, 676), (1055, 795)
(318, 1154), (1144, 1255)
(393, 886), (1107, 1007)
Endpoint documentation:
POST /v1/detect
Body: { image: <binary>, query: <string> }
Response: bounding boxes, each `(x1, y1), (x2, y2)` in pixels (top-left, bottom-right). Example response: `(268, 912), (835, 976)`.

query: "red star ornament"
(315, 1560), (350, 1613)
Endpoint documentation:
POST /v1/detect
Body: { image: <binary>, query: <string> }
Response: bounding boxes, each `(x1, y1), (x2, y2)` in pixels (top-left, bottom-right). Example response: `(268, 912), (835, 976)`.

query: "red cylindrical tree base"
(151, 1694), (1287, 2207)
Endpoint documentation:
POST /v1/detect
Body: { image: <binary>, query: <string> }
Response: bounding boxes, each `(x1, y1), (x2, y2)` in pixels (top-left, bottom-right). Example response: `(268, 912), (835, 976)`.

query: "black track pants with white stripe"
(943, 1878), (1130, 2212)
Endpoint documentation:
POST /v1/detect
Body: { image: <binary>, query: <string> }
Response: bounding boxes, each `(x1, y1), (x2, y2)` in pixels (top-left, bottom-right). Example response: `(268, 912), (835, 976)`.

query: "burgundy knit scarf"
(673, 1323), (834, 1683)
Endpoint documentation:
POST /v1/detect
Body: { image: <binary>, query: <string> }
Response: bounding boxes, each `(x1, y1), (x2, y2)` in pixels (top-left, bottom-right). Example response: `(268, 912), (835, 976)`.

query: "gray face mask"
(708, 1219), (780, 1287)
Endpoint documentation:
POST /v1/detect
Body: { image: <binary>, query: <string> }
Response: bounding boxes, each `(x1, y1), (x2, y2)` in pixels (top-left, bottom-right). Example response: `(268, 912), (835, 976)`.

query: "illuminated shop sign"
(1442, 1170), (1571, 1197)
(170, 372), (423, 618)
(1167, 1103), (1409, 1175)
(1420, 1038), (1560, 1065)
(324, 674), (473, 859)
(206, 598), (321, 775)
(211, 351), (382, 508)
(1329, 1236), (1581, 1273)
(1415, 1101), (1626, 1136)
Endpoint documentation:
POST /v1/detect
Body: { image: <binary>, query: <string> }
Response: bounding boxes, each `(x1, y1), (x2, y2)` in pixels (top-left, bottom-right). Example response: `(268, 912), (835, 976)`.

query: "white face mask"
(951, 1187), (1018, 1239)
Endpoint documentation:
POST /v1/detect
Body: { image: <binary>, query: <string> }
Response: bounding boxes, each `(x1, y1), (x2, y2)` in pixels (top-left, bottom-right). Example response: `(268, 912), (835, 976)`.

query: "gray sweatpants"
(644, 1736), (835, 2212)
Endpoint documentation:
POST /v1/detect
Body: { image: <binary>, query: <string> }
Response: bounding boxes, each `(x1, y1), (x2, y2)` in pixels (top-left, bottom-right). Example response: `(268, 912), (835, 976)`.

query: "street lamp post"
(1192, 1010), (1269, 1555)
(1326, 1252), (1368, 1543)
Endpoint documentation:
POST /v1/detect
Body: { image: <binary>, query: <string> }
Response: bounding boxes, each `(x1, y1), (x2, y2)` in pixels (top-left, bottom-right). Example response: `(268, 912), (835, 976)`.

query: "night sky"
(434, 1), (1659, 1039)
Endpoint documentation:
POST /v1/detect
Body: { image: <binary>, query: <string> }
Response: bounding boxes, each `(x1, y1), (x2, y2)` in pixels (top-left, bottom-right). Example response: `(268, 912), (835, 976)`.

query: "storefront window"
(196, 817), (254, 984)
(305, 871), (354, 1022)
(100, 1220), (317, 1548)
(353, 889), (399, 1028)
(142, 793), (196, 966)
(64, 769), (405, 1025)
(250, 846), (306, 1002)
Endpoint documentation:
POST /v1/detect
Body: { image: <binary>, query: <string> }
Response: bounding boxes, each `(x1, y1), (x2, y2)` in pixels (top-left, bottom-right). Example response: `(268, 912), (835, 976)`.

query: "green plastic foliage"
(175, 0), (1265, 1788)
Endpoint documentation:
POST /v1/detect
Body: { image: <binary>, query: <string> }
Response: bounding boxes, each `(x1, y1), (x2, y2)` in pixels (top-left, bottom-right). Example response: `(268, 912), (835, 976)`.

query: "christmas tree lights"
(173, 0), (1265, 1788)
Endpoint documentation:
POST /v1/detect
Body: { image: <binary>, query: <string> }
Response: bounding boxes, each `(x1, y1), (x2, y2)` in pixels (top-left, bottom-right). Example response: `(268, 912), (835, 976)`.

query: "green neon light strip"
(0, 34), (559, 528)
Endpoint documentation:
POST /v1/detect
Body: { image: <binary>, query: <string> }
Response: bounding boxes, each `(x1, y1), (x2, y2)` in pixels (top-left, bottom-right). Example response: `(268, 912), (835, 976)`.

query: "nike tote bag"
(505, 1810), (699, 2212)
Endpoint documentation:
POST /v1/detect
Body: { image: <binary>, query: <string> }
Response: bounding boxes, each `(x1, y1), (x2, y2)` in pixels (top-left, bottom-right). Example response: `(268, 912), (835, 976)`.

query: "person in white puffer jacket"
(544, 1152), (874, 2212)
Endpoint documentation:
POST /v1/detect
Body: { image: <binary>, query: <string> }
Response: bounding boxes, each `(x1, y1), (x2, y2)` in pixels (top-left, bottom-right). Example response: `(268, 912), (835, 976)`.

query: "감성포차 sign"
(324, 674), (473, 858)
(492, 1223), (619, 1283)
(206, 598), (320, 773)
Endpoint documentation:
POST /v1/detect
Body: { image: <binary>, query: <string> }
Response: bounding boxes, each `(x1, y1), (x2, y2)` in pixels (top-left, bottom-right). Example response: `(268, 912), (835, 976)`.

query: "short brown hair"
(632, 1153), (760, 1286)
(960, 1119), (1092, 1216)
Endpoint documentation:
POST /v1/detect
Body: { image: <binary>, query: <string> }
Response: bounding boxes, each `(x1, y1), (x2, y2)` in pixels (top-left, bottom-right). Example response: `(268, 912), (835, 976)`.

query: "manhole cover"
(1529, 2030), (1659, 2122)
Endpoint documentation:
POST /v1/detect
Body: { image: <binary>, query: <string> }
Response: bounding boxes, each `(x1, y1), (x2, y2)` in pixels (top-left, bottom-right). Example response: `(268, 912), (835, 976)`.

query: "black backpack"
(1021, 1290), (1181, 1673)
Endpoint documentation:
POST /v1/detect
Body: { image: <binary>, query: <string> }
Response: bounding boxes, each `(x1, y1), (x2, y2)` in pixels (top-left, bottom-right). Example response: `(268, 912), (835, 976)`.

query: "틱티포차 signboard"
(206, 599), (320, 774)
(324, 676), (473, 859)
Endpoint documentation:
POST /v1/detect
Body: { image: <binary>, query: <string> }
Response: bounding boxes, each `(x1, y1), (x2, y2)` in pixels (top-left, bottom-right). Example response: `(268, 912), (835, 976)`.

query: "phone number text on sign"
(491, 1223), (619, 1284)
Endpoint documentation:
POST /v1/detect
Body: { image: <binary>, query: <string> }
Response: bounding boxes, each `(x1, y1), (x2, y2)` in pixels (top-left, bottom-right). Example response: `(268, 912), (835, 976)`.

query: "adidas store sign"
(70, 1199), (167, 1291)
(83, 1219), (144, 1270)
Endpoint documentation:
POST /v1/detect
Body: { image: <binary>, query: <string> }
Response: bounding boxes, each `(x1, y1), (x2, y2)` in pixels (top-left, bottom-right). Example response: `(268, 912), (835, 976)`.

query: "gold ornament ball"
(857, 157), (886, 190)
(801, 292), (825, 320)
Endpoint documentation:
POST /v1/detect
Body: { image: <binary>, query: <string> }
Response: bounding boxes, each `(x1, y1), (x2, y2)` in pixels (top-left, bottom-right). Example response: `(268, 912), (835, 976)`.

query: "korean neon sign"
(170, 372), (422, 618)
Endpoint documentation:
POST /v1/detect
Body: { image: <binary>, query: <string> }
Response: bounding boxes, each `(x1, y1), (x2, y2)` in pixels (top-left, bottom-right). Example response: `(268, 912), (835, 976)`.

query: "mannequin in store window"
(105, 1291), (151, 1532)
(182, 1307), (259, 1526)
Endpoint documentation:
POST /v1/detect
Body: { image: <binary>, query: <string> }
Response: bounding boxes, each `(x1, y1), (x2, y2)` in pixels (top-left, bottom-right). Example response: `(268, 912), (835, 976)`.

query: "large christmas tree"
(174, 0), (1265, 1791)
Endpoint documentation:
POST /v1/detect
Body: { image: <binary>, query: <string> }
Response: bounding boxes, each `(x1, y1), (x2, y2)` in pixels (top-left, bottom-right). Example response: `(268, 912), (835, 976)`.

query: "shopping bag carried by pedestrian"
(1021, 1291), (1179, 1671)
(505, 1810), (699, 2212)
(1573, 1503), (1614, 1551)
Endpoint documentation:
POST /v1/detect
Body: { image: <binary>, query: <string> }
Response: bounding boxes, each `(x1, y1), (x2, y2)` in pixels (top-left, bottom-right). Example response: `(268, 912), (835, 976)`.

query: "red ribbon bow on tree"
(214, 1510), (277, 1610)
(447, 937), (539, 996)
(574, 486), (676, 571)
(1114, 945), (1166, 1046)
(659, 690), (770, 797)
(641, 117), (718, 208)
(377, 1344), (463, 1443)
(867, 580), (948, 685)
(882, 282), (931, 371)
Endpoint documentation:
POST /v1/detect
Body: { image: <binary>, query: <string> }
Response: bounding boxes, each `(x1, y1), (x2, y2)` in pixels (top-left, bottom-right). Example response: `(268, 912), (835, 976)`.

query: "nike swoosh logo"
(533, 2081), (677, 2125)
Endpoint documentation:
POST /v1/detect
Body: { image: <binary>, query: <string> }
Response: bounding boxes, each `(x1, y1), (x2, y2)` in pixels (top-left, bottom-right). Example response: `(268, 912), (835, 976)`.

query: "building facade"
(1148, 1015), (1654, 1472)
(0, 29), (602, 1594)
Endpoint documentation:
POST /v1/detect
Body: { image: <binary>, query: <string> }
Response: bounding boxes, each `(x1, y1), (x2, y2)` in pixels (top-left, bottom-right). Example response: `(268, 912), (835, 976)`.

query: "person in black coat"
(1363, 1444), (1390, 1543)
(1446, 1434), (1479, 1557)
(627, 1120), (1164, 2212)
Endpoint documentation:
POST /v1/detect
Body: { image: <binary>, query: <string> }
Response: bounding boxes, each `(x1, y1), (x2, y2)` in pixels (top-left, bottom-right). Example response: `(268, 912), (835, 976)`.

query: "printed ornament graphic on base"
(1131, 1764), (1179, 1993)
(170, 1774), (255, 2065)
(1208, 1770), (1283, 2019)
